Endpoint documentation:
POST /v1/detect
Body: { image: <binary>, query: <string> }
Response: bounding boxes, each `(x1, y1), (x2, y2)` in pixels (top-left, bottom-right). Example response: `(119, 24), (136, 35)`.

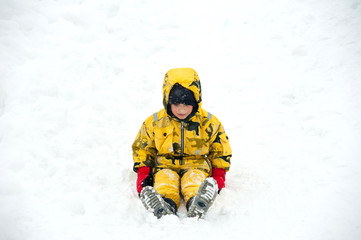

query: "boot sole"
(140, 186), (173, 218)
(187, 178), (218, 218)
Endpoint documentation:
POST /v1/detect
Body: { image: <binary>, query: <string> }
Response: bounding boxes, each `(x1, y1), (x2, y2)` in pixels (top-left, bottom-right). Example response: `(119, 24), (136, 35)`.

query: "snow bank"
(1, 0), (361, 239)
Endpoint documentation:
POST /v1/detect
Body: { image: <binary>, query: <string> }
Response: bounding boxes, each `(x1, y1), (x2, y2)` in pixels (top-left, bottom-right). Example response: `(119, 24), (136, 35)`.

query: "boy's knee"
(181, 169), (208, 203)
(181, 169), (208, 187)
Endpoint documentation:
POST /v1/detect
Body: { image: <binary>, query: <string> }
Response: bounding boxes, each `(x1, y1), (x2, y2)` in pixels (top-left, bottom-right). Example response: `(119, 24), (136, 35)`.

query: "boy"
(132, 68), (231, 219)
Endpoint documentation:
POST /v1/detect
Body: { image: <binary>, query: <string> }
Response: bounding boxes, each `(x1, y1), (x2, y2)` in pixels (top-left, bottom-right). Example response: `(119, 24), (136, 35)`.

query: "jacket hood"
(162, 68), (202, 111)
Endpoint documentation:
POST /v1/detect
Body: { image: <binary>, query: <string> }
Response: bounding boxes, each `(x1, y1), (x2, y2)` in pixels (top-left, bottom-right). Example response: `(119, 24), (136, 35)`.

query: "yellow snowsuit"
(132, 68), (231, 207)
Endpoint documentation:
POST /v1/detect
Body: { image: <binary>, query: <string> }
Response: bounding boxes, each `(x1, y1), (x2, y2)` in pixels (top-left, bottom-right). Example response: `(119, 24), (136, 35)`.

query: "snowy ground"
(1, 0), (361, 239)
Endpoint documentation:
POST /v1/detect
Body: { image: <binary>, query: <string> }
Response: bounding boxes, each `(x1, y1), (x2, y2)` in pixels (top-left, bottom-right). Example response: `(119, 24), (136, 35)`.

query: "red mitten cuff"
(136, 166), (151, 193)
(212, 168), (226, 191)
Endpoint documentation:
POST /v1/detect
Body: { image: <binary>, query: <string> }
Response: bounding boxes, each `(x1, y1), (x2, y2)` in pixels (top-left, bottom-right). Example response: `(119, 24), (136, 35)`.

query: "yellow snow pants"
(153, 168), (209, 208)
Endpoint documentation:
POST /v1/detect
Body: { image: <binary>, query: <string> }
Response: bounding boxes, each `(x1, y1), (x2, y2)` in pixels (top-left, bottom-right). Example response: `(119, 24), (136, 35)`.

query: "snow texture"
(1, 0), (361, 239)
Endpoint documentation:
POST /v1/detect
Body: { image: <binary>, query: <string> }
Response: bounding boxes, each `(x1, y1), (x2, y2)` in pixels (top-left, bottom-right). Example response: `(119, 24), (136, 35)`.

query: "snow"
(1, 0), (361, 239)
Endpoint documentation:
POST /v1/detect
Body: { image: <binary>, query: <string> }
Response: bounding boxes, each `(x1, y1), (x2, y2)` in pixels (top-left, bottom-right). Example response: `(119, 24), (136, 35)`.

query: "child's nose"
(178, 105), (187, 112)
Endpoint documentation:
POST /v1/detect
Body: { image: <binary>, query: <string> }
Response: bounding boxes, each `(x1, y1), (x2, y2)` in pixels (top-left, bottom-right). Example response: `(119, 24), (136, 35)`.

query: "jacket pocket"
(154, 126), (174, 154)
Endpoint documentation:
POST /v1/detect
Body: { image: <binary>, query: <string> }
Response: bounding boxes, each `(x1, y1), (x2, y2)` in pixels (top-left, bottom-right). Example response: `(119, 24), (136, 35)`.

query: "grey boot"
(140, 186), (177, 218)
(187, 178), (218, 219)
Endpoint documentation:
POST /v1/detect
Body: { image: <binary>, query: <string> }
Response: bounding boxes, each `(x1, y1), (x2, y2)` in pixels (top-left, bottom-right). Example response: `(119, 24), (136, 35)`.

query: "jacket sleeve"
(208, 119), (232, 172)
(132, 116), (157, 172)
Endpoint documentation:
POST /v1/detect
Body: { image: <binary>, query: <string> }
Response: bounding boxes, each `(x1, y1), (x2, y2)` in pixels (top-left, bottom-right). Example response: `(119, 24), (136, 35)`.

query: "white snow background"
(1, 0), (361, 239)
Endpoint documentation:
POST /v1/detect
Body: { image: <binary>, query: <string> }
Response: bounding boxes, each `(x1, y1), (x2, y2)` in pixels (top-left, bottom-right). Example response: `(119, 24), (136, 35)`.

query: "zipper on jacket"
(180, 121), (185, 165)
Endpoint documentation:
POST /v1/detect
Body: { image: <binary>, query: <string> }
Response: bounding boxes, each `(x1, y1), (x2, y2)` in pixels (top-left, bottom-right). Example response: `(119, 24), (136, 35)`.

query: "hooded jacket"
(132, 68), (231, 174)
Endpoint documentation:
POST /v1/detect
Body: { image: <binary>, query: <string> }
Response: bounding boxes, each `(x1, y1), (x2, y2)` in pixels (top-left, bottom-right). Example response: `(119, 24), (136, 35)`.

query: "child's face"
(171, 104), (193, 120)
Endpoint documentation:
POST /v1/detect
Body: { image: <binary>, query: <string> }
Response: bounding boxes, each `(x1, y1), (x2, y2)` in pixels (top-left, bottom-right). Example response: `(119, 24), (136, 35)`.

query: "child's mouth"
(177, 114), (187, 118)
